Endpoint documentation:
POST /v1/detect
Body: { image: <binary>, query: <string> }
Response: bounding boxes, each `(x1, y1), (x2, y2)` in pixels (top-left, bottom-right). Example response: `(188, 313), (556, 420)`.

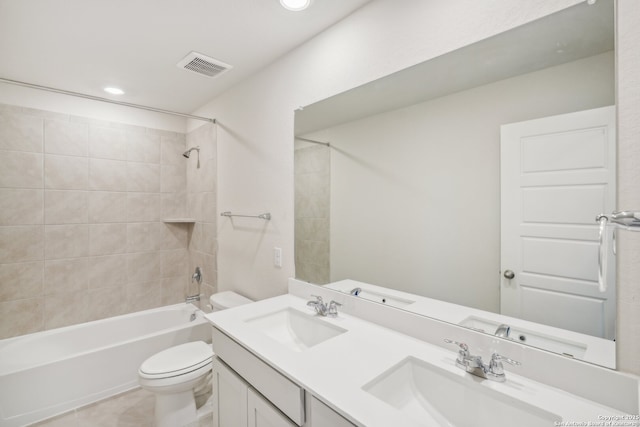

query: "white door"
(500, 106), (616, 339)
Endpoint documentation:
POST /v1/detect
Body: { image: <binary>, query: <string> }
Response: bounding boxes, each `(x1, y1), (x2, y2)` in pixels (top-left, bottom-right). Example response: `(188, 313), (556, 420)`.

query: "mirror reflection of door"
(500, 106), (616, 339)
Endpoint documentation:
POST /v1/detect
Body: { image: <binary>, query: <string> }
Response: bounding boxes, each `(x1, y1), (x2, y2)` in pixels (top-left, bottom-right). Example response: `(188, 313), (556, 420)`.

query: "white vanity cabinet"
(212, 327), (305, 426)
(248, 388), (297, 427)
(308, 397), (356, 427)
(211, 327), (356, 427)
(212, 356), (296, 427)
(212, 356), (247, 426)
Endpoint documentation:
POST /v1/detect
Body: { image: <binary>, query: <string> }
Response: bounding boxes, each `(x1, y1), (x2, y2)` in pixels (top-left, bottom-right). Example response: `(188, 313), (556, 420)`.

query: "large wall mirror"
(294, 0), (616, 368)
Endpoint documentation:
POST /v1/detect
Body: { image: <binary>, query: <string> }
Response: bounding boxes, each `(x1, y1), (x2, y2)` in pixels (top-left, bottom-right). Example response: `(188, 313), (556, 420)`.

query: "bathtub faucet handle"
(192, 267), (202, 284)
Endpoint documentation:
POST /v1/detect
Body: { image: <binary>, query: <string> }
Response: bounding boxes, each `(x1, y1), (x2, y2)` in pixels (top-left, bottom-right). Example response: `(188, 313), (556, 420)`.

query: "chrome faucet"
(494, 324), (511, 338)
(307, 295), (341, 317)
(186, 294), (200, 304)
(444, 339), (520, 382)
(192, 266), (202, 284)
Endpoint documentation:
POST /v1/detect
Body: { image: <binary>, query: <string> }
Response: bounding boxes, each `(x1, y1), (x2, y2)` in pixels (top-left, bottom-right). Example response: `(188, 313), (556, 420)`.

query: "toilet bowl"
(138, 291), (253, 427)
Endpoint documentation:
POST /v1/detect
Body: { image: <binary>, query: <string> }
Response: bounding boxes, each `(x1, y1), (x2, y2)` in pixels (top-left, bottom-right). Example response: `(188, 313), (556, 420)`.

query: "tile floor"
(30, 388), (213, 427)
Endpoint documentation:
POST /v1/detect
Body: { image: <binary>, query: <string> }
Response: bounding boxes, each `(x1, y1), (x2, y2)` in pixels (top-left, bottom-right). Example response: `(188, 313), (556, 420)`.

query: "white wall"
(321, 52), (613, 312)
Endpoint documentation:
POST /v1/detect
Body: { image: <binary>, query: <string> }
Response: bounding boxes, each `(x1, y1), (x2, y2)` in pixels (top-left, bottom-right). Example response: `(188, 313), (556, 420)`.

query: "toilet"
(138, 291), (253, 427)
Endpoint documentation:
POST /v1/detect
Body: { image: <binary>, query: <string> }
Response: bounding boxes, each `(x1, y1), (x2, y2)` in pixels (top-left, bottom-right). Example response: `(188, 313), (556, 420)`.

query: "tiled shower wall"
(294, 143), (330, 284)
(186, 123), (218, 309)
(0, 103), (211, 339)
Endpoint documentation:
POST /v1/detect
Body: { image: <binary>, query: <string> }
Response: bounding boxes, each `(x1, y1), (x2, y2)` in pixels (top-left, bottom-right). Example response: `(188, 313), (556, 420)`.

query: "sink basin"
(459, 316), (587, 359)
(363, 356), (561, 427)
(245, 308), (347, 352)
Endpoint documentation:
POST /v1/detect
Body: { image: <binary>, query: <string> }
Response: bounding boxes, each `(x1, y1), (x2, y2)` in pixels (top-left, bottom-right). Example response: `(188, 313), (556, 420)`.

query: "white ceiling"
(0, 0), (371, 113)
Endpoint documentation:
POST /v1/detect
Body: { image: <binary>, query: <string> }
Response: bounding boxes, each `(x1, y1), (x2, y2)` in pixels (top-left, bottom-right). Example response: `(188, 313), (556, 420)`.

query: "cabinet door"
(310, 397), (355, 427)
(248, 388), (297, 427)
(213, 358), (248, 427)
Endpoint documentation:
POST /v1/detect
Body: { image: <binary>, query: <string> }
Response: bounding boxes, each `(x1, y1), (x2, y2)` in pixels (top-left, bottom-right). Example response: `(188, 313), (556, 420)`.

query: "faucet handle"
(444, 339), (469, 352)
(491, 352), (520, 366)
(310, 294), (324, 303)
(327, 300), (342, 317)
(489, 353), (521, 377)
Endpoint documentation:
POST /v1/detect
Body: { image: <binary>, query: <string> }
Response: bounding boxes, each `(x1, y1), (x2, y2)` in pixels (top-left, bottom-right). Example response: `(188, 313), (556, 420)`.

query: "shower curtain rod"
(0, 77), (216, 124)
(295, 136), (330, 146)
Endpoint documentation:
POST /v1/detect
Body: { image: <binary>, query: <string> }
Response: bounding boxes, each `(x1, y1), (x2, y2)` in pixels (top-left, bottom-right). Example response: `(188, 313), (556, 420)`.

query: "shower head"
(183, 146), (200, 158)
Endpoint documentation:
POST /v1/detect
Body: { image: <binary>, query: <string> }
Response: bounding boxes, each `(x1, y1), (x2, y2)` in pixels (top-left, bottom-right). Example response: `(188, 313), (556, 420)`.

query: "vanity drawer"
(212, 327), (305, 426)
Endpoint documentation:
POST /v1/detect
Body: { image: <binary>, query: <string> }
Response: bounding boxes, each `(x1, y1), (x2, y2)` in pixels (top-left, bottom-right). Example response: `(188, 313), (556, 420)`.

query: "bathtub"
(0, 303), (211, 427)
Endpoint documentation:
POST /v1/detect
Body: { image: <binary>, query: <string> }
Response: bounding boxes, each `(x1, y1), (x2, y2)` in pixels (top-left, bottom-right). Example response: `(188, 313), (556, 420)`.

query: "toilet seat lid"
(140, 341), (213, 377)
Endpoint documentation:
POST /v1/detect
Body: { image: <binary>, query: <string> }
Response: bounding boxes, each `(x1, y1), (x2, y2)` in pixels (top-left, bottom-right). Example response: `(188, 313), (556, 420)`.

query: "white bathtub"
(0, 303), (211, 427)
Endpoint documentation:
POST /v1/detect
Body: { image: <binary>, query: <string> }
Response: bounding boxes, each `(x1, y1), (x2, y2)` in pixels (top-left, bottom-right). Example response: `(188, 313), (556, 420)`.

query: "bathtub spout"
(186, 294), (200, 304)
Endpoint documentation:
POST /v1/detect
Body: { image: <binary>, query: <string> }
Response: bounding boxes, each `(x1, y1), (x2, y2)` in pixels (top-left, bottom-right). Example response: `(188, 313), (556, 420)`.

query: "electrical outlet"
(273, 247), (282, 268)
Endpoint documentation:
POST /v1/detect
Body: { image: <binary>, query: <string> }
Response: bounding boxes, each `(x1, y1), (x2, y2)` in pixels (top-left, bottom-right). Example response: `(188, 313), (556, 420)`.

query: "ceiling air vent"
(177, 51), (232, 78)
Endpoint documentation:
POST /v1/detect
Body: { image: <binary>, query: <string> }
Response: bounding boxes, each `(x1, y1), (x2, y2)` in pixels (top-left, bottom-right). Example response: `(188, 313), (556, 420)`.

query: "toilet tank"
(210, 291), (253, 312)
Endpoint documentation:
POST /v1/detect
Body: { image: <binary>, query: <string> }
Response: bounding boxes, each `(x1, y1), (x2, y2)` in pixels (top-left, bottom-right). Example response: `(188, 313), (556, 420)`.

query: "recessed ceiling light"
(280, 0), (310, 11)
(103, 87), (124, 95)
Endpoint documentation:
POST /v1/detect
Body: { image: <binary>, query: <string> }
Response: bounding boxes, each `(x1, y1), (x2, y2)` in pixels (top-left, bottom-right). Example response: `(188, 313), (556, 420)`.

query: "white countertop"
(206, 293), (635, 427)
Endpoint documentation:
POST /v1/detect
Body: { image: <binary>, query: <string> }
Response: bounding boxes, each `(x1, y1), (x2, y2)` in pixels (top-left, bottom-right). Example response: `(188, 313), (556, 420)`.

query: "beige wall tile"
(44, 290), (88, 329)
(88, 191), (127, 223)
(0, 261), (43, 302)
(127, 251), (161, 283)
(88, 254), (128, 289)
(187, 161), (214, 192)
(202, 191), (216, 223)
(0, 113), (43, 152)
(89, 126), (127, 160)
(0, 105), (192, 338)
(161, 248), (188, 278)
(44, 190), (88, 224)
(44, 224), (89, 259)
(0, 225), (43, 262)
(89, 223), (127, 256)
(126, 132), (160, 163)
(161, 136), (186, 165)
(295, 218), (329, 242)
(127, 163), (160, 192)
(89, 158), (127, 191)
(127, 280), (162, 312)
(161, 164), (186, 193)
(200, 223), (216, 255)
(161, 192), (186, 218)
(87, 286), (127, 321)
(127, 222), (162, 252)
(44, 155), (88, 190)
(161, 276), (186, 305)
(0, 297), (44, 338)
(44, 258), (89, 295)
(0, 151), (43, 188)
(127, 193), (161, 222)
(162, 223), (188, 249)
(44, 119), (88, 156)
(0, 189), (43, 225)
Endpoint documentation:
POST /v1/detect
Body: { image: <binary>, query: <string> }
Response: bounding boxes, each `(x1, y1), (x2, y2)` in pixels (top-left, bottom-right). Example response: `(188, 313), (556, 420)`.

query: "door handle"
(503, 270), (515, 279)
